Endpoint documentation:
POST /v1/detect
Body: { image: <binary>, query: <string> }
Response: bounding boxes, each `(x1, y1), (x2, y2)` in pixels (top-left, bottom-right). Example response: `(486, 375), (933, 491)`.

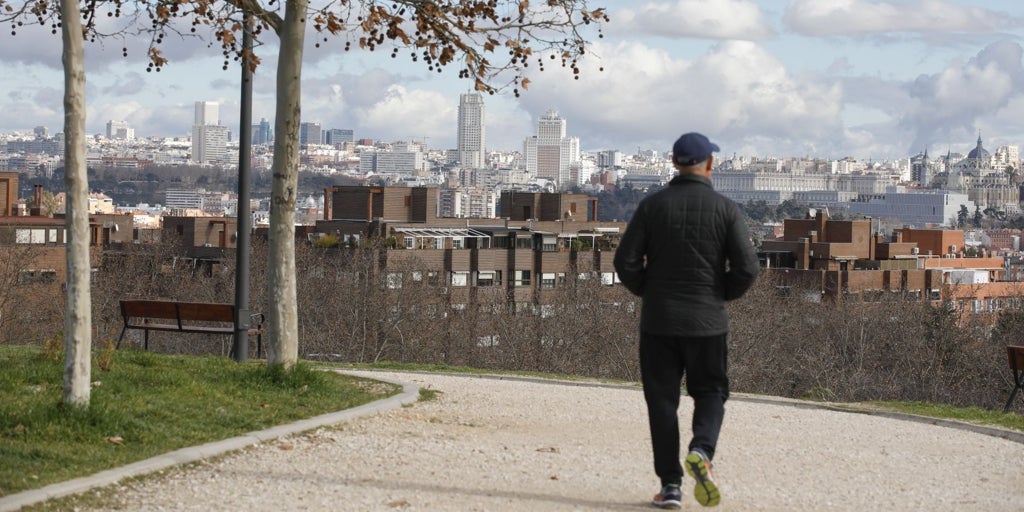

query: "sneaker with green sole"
(685, 450), (720, 507)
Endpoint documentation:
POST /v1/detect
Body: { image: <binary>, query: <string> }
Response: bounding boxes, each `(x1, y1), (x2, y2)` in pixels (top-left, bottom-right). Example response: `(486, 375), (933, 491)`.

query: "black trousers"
(639, 332), (729, 486)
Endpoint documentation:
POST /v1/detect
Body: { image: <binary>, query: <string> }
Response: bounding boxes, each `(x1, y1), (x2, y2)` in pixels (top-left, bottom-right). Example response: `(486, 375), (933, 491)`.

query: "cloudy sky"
(1, 0), (1023, 160)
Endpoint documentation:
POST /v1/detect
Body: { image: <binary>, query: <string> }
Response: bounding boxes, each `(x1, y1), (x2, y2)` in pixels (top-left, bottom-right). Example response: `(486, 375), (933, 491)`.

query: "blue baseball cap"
(672, 132), (719, 166)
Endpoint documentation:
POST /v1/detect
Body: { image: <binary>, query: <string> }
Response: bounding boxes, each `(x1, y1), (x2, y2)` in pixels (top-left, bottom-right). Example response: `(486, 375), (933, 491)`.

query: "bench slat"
(176, 302), (236, 323)
(121, 300), (179, 320)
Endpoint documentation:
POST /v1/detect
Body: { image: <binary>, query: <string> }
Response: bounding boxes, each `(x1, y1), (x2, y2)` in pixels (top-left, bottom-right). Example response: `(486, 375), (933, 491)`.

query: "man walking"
(613, 132), (759, 508)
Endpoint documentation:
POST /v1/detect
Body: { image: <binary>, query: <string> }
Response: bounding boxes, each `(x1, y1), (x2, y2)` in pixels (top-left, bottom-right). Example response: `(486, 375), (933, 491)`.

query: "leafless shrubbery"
(91, 236), (240, 356)
(2, 239), (1004, 410)
(729, 273), (1010, 409)
(0, 245), (65, 345)
(285, 243), (641, 381)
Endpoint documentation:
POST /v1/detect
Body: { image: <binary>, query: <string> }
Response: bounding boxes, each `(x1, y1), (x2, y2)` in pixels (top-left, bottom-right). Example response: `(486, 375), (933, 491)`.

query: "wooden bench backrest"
(176, 302), (235, 323)
(121, 300), (235, 323)
(1008, 346), (1024, 371)
(121, 300), (179, 320)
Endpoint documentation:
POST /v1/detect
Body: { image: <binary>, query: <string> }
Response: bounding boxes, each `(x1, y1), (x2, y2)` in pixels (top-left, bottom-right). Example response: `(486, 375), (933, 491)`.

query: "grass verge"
(861, 401), (1024, 432)
(0, 344), (400, 497)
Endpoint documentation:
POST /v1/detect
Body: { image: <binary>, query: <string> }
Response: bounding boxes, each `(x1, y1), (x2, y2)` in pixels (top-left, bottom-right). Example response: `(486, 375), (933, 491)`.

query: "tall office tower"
(192, 125), (229, 164)
(300, 122), (323, 146)
(325, 128), (354, 146)
(195, 101), (219, 126)
(253, 118), (273, 145)
(523, 110), (580, 187)
(192, 101), (227, 164)
(106, 120), (134, 140)
(457, 93), (486, 169)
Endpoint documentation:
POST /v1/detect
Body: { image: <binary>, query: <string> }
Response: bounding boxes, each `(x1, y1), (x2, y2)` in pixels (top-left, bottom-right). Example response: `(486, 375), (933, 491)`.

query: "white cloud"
(516, 40), (843, 156)
(612, 0), (775, 40)
(352, 85), (456, 145)
(784, 0), (1018, 37)
(898, 40), (1024, 151)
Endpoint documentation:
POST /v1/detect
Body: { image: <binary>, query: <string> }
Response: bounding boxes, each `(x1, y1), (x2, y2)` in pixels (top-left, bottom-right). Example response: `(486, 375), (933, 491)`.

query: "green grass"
(0, 344), (400, 497)
(862, 401), (1024, 432)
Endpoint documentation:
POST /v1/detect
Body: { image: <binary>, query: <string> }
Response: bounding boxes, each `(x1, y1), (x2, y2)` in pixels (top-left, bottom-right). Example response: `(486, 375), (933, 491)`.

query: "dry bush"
(93, 236), (242, 356)
(729, 273), (1010, 409)
(0, 245), (65, 345)
(88, 238), (1016, 410)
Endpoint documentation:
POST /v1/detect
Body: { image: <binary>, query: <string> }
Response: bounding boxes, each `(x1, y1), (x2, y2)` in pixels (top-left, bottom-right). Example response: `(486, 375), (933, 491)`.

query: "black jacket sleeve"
(723, 205), (760, 301)
(613, 204), (647, 297)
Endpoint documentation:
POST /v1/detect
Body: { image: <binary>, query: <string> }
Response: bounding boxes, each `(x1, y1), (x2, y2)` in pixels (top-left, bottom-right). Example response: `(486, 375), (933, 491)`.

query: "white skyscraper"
(192, 125), (229, 164)
(195, 101), (219, 126)
(457, 93), (486, 169)
(524, 110), (580, 188)
(192, 101), (227, 164)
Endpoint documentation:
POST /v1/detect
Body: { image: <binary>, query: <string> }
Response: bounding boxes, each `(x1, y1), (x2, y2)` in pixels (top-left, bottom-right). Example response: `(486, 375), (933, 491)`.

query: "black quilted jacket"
(613, 173), (760, 337)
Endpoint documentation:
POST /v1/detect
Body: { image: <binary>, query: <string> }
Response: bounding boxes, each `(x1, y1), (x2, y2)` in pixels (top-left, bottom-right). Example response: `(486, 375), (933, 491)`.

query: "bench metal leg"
(1005, 372), (1024, 413)
(116, 326), (127, 349)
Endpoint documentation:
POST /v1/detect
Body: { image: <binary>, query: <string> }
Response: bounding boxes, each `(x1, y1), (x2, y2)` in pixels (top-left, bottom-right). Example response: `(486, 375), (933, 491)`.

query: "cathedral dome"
(967, 133), (990, 160)
(967, 146), (990, 159)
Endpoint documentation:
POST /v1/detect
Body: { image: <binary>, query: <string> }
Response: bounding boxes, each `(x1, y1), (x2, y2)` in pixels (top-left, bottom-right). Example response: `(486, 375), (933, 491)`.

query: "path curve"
(24, 371), (1024, 511)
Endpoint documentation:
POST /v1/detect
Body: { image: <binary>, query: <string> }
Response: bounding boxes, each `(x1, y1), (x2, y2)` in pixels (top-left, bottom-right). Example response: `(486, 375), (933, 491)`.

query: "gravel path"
(79, 371), (1024, 511)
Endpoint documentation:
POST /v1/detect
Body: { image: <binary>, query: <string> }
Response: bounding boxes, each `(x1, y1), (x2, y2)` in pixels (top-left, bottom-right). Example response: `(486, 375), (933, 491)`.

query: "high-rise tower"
(457, 93), (486, 169)
(192, 101), (228, 164)
(524, 110), (580, 187)
(194, 101), (219, 126)
(300, 122), (323, 146)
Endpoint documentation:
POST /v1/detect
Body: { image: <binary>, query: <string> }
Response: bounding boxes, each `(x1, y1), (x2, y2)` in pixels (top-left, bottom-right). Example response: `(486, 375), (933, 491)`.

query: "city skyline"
(0, 1), (1023, 159)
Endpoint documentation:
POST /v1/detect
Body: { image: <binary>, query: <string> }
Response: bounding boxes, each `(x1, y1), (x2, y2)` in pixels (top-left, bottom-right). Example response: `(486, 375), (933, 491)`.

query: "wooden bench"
(116, 299), (265, 357)
(1004, 346), (1024, 412)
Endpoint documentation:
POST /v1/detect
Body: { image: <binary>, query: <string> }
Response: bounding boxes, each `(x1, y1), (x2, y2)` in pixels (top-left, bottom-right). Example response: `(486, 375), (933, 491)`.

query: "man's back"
(613, 173), (759, 337)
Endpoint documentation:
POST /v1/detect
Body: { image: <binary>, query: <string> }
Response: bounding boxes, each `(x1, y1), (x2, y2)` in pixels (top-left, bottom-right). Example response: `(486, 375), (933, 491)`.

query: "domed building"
(943, 132), (1020, 215)
(958, 132), (995, 172)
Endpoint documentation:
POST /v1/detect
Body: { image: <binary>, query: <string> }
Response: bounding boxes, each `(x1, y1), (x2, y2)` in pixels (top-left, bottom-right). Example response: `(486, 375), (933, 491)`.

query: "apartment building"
(760, 209), (1023, 311)
(314, 185), (625, 310)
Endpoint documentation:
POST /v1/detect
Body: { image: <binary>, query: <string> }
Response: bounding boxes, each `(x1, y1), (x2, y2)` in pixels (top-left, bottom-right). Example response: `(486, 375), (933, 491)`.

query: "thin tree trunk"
(266, 0), (307, 368)
(61, 0), (91, 406)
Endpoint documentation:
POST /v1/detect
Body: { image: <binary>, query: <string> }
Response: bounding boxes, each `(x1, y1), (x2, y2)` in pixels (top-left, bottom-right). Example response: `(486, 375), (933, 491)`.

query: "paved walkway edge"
(373, 369), (1024, 445)
(0, 374), (420, 512)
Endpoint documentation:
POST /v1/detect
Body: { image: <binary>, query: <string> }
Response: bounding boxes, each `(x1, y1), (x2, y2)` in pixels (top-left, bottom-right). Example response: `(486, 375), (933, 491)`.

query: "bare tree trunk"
(61, 0), (91, 407)
(265, 0), (307, 368)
